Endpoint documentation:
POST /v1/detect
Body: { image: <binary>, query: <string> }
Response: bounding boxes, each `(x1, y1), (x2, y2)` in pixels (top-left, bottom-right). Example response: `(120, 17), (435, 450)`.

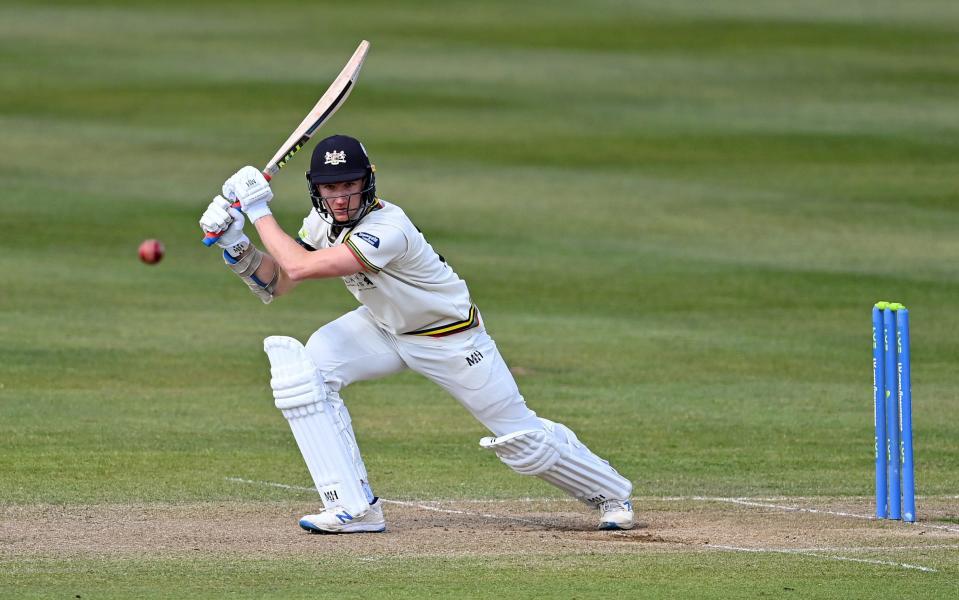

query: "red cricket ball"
(138, 239), (165, 265)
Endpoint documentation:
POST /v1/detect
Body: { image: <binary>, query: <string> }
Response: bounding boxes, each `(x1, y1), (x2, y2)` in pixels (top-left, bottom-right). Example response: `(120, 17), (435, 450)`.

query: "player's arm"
(253, 215), (364, 280)
(212, 165), (362, 286)
(254, 252), (298, 296)
(200, 194), (298, 303)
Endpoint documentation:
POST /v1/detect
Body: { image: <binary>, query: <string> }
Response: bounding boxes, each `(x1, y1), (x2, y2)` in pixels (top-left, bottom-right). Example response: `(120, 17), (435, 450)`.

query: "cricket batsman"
(198, 135), (634, 533)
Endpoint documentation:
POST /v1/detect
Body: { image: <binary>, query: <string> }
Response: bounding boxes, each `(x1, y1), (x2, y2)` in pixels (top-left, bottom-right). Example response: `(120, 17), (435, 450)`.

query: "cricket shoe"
(598, 499), (634, 530)
(299, 498), (386, 534)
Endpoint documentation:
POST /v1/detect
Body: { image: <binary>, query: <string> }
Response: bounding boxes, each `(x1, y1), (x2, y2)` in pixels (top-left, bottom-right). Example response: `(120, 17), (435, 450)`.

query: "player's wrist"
(220, 233), (251, 258)
(243, 202), (272, 224)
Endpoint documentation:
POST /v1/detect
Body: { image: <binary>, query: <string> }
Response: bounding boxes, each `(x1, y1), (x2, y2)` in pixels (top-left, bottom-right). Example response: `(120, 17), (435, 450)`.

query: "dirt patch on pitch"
(2, 497), (956, 561)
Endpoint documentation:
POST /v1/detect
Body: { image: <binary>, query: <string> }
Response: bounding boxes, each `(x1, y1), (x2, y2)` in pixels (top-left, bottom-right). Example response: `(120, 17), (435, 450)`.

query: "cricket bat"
(203, 40), (370, 246)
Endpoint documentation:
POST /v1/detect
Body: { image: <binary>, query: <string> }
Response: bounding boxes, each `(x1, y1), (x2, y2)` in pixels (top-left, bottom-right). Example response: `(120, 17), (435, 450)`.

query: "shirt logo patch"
(355, 232), (380, 248)
(343, 272), (376, 291)
(324, 150), (346, 165)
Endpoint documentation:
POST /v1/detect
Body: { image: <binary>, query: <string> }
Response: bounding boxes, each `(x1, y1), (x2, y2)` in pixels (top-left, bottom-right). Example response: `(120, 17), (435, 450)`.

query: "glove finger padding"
(199, 197), (233, 233)
(215, 205), (249, 256)
(214, 195), (234, 210)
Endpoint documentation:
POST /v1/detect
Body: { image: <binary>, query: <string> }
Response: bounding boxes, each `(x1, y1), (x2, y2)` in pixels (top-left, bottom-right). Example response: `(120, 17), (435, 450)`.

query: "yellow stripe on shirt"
(405, 305), (479, 337)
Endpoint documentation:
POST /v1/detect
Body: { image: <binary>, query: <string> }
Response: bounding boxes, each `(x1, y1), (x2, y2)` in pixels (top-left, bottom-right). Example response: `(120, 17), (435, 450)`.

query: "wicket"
(872, 301), (915, 522)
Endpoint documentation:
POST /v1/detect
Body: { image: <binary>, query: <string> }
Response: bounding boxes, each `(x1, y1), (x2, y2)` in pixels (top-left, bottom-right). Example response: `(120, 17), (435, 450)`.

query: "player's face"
(317, 178), (365, 223)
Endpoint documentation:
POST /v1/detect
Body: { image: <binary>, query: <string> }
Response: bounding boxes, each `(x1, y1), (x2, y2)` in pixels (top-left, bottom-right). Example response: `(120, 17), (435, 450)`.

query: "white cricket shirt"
(297, 200), (476, 336)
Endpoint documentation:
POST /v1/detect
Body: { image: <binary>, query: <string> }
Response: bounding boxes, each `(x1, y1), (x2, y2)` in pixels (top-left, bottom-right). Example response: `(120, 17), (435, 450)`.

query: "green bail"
(874, 301), (906, 311)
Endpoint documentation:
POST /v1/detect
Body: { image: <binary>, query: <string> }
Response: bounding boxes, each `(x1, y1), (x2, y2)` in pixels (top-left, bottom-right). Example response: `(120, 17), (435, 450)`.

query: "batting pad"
(264, 336), (372, 518)
(480, 419), (632, 507)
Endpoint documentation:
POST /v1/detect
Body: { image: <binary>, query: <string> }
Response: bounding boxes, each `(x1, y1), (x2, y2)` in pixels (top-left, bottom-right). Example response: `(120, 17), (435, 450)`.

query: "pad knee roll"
(480, 420), (632, 507)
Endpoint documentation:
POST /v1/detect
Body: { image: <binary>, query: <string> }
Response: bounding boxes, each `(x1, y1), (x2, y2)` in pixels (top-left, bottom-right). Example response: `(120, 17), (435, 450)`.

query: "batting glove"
(222, 166), (273, 223)
(200, 195), (250, 257)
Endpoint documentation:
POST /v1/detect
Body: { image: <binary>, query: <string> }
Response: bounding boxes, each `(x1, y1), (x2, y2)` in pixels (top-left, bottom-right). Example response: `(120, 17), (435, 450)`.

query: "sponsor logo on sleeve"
(355, 232), (380, 248)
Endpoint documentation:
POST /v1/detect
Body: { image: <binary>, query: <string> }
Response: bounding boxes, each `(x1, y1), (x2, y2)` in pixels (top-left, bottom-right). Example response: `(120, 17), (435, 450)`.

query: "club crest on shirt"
(355, 232), (380, 248)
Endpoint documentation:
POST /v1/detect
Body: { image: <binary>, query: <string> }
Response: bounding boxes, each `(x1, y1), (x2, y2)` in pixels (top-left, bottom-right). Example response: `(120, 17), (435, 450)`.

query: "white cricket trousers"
(305, 306), (543, 436)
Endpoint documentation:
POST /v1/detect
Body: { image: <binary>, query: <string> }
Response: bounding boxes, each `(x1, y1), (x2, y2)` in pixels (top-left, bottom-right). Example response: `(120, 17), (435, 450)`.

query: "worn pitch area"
(3, 498), (957, 564)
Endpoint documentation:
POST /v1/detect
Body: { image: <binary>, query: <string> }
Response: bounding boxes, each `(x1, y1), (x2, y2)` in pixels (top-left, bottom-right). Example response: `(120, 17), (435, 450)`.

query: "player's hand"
(223, 166), (273, 223)
(200, 195), (250, 257)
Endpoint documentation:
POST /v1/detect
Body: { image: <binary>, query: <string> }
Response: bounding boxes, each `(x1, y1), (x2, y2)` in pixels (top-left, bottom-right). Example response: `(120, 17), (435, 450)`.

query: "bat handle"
(201, 200), (243, 246)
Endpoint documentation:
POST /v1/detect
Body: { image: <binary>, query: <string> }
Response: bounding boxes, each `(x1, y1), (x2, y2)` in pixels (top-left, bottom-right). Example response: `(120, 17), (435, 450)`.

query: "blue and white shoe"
(299, 497), (386, 534)
(598, 499), (634, 530)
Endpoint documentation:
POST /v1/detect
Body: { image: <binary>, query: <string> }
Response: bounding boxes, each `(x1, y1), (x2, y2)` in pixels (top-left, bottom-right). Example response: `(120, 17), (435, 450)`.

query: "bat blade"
(203, 40), (370, 246)
(262, 39), (370, 179)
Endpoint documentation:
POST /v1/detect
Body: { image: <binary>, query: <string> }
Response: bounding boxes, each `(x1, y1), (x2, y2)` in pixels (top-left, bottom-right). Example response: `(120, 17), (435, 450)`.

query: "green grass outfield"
(2, 0), (958, 597)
